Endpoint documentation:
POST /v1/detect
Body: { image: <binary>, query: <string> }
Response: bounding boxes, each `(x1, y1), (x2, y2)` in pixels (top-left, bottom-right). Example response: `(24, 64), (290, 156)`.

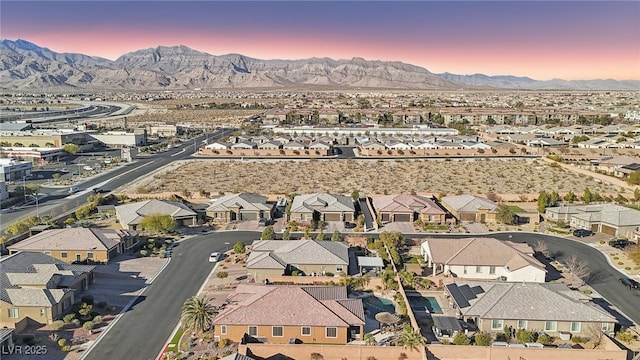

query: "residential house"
(591, 155), (640, 175)
(546, 203), (640, 237)
(444, 281), (617, 337)
(614, 163), (640, 178)
(115, 199), (198, 230)
(420, 237), (546, 282)
(205, 141), (231, 150)
(440, 195), (498, 223)
(0, 252), (95, 328)
(289, 193), (355, 222)
(230, 141), (257, 150)
(212, 284), (365, 344)
(360, 140), (386, 151)
(8, 228), (136, 264)
(283, 141), (306, 151)
(257, 141), (282, 150)
(206, 193), (272, 222)
(371, 194), (446, 224)
(247, 240), (349, 281)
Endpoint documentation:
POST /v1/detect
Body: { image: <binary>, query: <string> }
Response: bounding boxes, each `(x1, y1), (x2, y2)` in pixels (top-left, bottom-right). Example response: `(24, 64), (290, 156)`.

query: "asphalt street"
(84, 231), (259, 360)
(83, 231), (639, 360)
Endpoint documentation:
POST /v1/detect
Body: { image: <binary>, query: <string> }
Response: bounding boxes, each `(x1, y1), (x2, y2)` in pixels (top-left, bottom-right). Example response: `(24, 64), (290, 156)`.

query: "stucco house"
(289, 193), (355, 222)
(371, 194), (446, 224)
(0, 252), (95, 329)
(445, 281), (617, 338)
(247, 240), (349, 282)
(213, 284), (364, 344)
(440, 195), (498, 223)
(115, 199), (198, 230)
(421, 237), (546, 282)
(8, 228), (136, 264)
(546, 204), (640, 238)
(206, 193), (272, 222)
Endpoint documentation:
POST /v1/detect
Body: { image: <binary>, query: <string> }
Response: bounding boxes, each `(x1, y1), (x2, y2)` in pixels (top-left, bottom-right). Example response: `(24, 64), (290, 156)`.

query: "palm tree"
(180, 296), (217, 333)
(364, 333), (376, 346)
(397, 327), (427, 352)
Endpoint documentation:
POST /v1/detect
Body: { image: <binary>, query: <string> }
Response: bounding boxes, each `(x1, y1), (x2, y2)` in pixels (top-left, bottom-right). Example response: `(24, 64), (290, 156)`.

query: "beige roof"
(423, 237), (545, 271)
(371, 194), (446, 215)
(441, 195), (497, 213)
(8, 228), (125, 252)
(213, 284), (364, 327)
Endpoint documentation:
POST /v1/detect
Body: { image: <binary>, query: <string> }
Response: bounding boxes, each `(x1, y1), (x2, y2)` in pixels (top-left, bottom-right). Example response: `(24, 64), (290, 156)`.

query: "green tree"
(331, 230), (342, 242)
(180, 296), (217, 333)
(233, 241), (245, 254)
(282, 228), (291, 240)
(397, 327), (427, 351)
(628, 171), (640, 185)
(633, 188), (640, 203)
(582, 187), (593, 203)
(564, 191), (577, 203)
(315, 230), (325, 241)
(350, 190), (360, 202)
(474, 332), (492, 346)
(496, 205), (516, 225)
(5, 221), (30, 235)
(516, 329), (535, 343)
(549, 191), (560, 206)
(63, 143), (80, 155)
(453, 332), (471, 345)
(537, 191), (550, 214)
(138, 214), (178, 233)
(261, 225), (275, 240)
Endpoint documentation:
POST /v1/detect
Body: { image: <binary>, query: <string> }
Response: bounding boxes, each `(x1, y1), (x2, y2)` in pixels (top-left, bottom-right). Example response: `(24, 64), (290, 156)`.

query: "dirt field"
(128, 158), (628, 198)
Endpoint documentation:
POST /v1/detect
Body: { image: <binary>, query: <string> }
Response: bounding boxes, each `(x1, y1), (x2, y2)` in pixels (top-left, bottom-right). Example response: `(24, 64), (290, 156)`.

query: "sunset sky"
(2, 1), (639, 80)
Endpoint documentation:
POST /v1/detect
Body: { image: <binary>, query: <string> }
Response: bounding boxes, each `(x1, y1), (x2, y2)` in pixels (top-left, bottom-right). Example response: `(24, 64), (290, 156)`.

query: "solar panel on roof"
(445, 283), (470, 308)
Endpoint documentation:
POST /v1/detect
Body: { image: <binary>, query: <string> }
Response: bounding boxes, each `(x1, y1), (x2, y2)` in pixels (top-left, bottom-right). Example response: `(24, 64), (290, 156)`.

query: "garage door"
(394, 213), (412, 222)
(601, 224), (616, 236)
(591, 224), (599, 233)
(324, 213), (341, 221)
(240, 212), (258, 221)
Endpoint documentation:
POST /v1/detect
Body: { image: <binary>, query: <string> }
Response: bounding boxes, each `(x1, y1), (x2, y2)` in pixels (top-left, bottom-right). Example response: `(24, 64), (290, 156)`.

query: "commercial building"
(0, 159), (32, 181)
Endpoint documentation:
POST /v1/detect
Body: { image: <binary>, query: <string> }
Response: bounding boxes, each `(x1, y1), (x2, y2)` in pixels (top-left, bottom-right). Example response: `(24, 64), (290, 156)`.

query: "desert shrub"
(516, 329), (535, 343)
(616, 330), (636, 343)
(453, 332), (470, 345)
(233, 241), (246, 254)
(83, 321), (94, 332)
(58, 338), (67, 347)
(93, 315), (102, 324)
(474, 332), (492, 346)
(571, 336), (589, 343)
(63, 313), (76, 323)
(537, 334), (552, 344)
(216, 271), (228, 279)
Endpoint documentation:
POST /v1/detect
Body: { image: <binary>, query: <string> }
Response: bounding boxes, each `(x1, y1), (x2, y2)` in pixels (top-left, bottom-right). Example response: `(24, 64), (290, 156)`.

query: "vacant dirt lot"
(130, 158), (627, 198)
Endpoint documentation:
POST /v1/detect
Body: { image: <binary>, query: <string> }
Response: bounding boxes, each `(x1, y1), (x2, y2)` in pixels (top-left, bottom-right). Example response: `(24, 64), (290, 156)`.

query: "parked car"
(83, 166), (94, 171)
(68, 186), (80, 194)
(258, 218), (268, 226)
(208, 252), (221, 263)
(609, 239), (634, 249)
(344, 222), (356, 229)
(92, 187), (102, 194)
(619, 277), (640, 289)
(573, 229), (594, 237)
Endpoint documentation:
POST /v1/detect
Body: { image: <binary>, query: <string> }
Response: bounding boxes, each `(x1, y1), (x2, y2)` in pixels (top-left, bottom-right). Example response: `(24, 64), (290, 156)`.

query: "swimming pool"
(408, 296), (443, 314)
(362, 296), (396, 315)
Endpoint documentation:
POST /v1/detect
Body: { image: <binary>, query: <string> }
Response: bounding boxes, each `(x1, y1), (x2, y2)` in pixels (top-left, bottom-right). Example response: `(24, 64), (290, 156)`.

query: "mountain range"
(1, 39), (638, 91)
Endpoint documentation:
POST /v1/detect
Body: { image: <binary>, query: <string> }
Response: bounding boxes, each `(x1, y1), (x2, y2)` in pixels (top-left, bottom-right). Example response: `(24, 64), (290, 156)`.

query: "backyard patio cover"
(432, 316), (463, 333)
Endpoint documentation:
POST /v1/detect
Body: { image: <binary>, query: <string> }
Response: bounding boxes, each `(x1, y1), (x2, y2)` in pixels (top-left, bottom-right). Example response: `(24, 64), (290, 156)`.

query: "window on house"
(570, 322), (581, 333)
(220, 325), (227, 335)
(476, 266), (482, 273)
(489, 266), (496, 275)
(336, 266), (343, 272)
(601, 323), (610, 332)
(272, 326), (284, 337)
(87, 252), (94, 259)
(517, 320), (527, 329)
(40, 308), (46, 317)
(326, 327), (337, 338)
(544, 321), (557, 331)
(61, 252), (68, 258)
(8, 308), (19, 318)
(301, 326), (311, 336)
(491, 319), (503, 330)
(248, 326), (258, 336)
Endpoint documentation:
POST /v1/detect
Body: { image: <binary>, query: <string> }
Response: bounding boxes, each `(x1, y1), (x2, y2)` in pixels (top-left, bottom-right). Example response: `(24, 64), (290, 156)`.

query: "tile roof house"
(420, 237), (546, 282)
(206, 193), (273, 222)
(445, 281), (617, 337)
(290, 193), (355, 222)
(247, 240), (349, 281)
(546, 203), (640, 238)
(371, 194), (447, 224)
(213, 284), (365, 344)
(115, 199), (197, 230)
(440, 195), (498, 223)
(8, 228), (136, 264)
(0, 252), (95, 328)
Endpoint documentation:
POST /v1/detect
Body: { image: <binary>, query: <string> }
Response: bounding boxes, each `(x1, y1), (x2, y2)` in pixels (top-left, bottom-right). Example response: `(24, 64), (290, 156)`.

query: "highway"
(83, 231), (639, 360)
(0, 129), (234, 233)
